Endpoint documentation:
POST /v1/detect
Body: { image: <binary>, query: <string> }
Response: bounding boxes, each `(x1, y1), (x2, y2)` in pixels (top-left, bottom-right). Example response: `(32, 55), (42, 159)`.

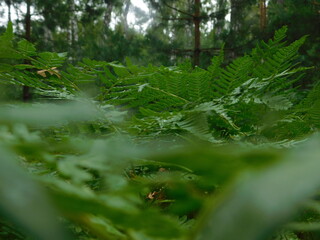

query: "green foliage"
(92, 26), (311, 142)
(194, 136), (320, 240)
(1, 24), (320, 240)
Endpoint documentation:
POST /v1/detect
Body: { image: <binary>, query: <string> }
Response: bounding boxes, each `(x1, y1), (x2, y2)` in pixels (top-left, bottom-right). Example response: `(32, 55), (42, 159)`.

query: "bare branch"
(202, 8), (230, 20)
(161, 17), (192, 21)
(171, 47), (232, 53)
(163, 1), (193, 17)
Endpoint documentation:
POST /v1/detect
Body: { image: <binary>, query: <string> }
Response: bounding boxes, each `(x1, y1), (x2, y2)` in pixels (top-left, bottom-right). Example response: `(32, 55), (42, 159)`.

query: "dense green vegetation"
(0, 19), (320, 240)
(0, 0), (320, 239)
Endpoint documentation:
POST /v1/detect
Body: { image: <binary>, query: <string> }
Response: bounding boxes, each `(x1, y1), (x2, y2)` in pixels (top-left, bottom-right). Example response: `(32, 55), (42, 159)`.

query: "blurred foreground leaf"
(47, 184), (184, 239)
(194, 135), (320, 240)
(0, 101), (102, 127)
(0, 145), (70, 240)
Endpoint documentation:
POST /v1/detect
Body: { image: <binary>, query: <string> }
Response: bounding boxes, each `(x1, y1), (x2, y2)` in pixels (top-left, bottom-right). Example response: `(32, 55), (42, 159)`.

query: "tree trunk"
(122, 0), (130, 37)
(230, 0), (242, 32)
(259, 0), (267, 30)
(104, 0), (114, 29)
(69, 0), (78, 46)
(5, 0), (11, 22)
(23, 0), (31, 102)
(215, 0), (227, 36)
(229, 0), (245, 58)
(193, 0), (201, 66)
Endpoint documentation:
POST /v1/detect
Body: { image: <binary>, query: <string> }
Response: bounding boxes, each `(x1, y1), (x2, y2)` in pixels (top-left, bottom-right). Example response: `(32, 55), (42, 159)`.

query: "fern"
(211, 55), (254, 98)
(0, 23), (313, 142)
(71, 28), (314, 141)
(296, 81), (320, 129)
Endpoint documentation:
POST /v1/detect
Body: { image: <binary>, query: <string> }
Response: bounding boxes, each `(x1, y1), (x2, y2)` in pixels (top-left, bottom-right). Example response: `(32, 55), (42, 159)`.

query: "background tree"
(0, 0), (319, 78)
(267, 0), (320, 86)
(23, 0), (31, 101)
(146, 0), (230, 67)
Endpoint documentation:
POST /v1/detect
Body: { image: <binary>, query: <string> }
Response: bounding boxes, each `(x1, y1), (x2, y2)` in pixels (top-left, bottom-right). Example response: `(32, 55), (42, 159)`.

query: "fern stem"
(145, 85), (191, 104)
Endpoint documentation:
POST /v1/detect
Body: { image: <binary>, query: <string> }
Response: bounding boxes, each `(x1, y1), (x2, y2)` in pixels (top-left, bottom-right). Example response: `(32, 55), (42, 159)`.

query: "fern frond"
(211, 56), (253, 98)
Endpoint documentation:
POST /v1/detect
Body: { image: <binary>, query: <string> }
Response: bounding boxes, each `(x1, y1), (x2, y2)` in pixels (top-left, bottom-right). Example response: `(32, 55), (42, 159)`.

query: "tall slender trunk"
(23, 0), (31, 102)
(215, 0), (227, 36)
(193, 0), (201, 66)
(25, 0), (31, 43)
(122, 0), (131, 37)
(230, 0), (242, 32)
(230, 0), (244, 58)
(5, 0), (11, 22)
(104, 0), (114, 29)
(259, 0), (267, 30)
(69, 0), (78, 46)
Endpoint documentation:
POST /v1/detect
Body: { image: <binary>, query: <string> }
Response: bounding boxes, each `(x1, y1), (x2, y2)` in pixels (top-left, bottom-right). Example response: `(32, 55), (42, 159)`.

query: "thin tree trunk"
(23, 0), (31, 102)
(230, 0), (244, 58)
(25, 0), (31, 49)
(104, 0), (114, 29)
(43, 26), (53, 46)
(193, 0), (201, 66)
(230, 0), (242, 32)
(259, 0), (267, 30)
(122, 0), (131, 37)
(215, 0), (227, 36)
(70, 0), (78, 46)
(5, 0), (11, 22)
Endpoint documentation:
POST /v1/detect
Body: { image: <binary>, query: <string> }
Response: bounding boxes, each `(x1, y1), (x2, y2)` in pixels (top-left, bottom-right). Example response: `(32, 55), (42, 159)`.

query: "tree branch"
(161, 17), (192, 21)
(163, 1), (193, 17)
(208, 8), (230, 18)
(171, 47), (226, 53)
